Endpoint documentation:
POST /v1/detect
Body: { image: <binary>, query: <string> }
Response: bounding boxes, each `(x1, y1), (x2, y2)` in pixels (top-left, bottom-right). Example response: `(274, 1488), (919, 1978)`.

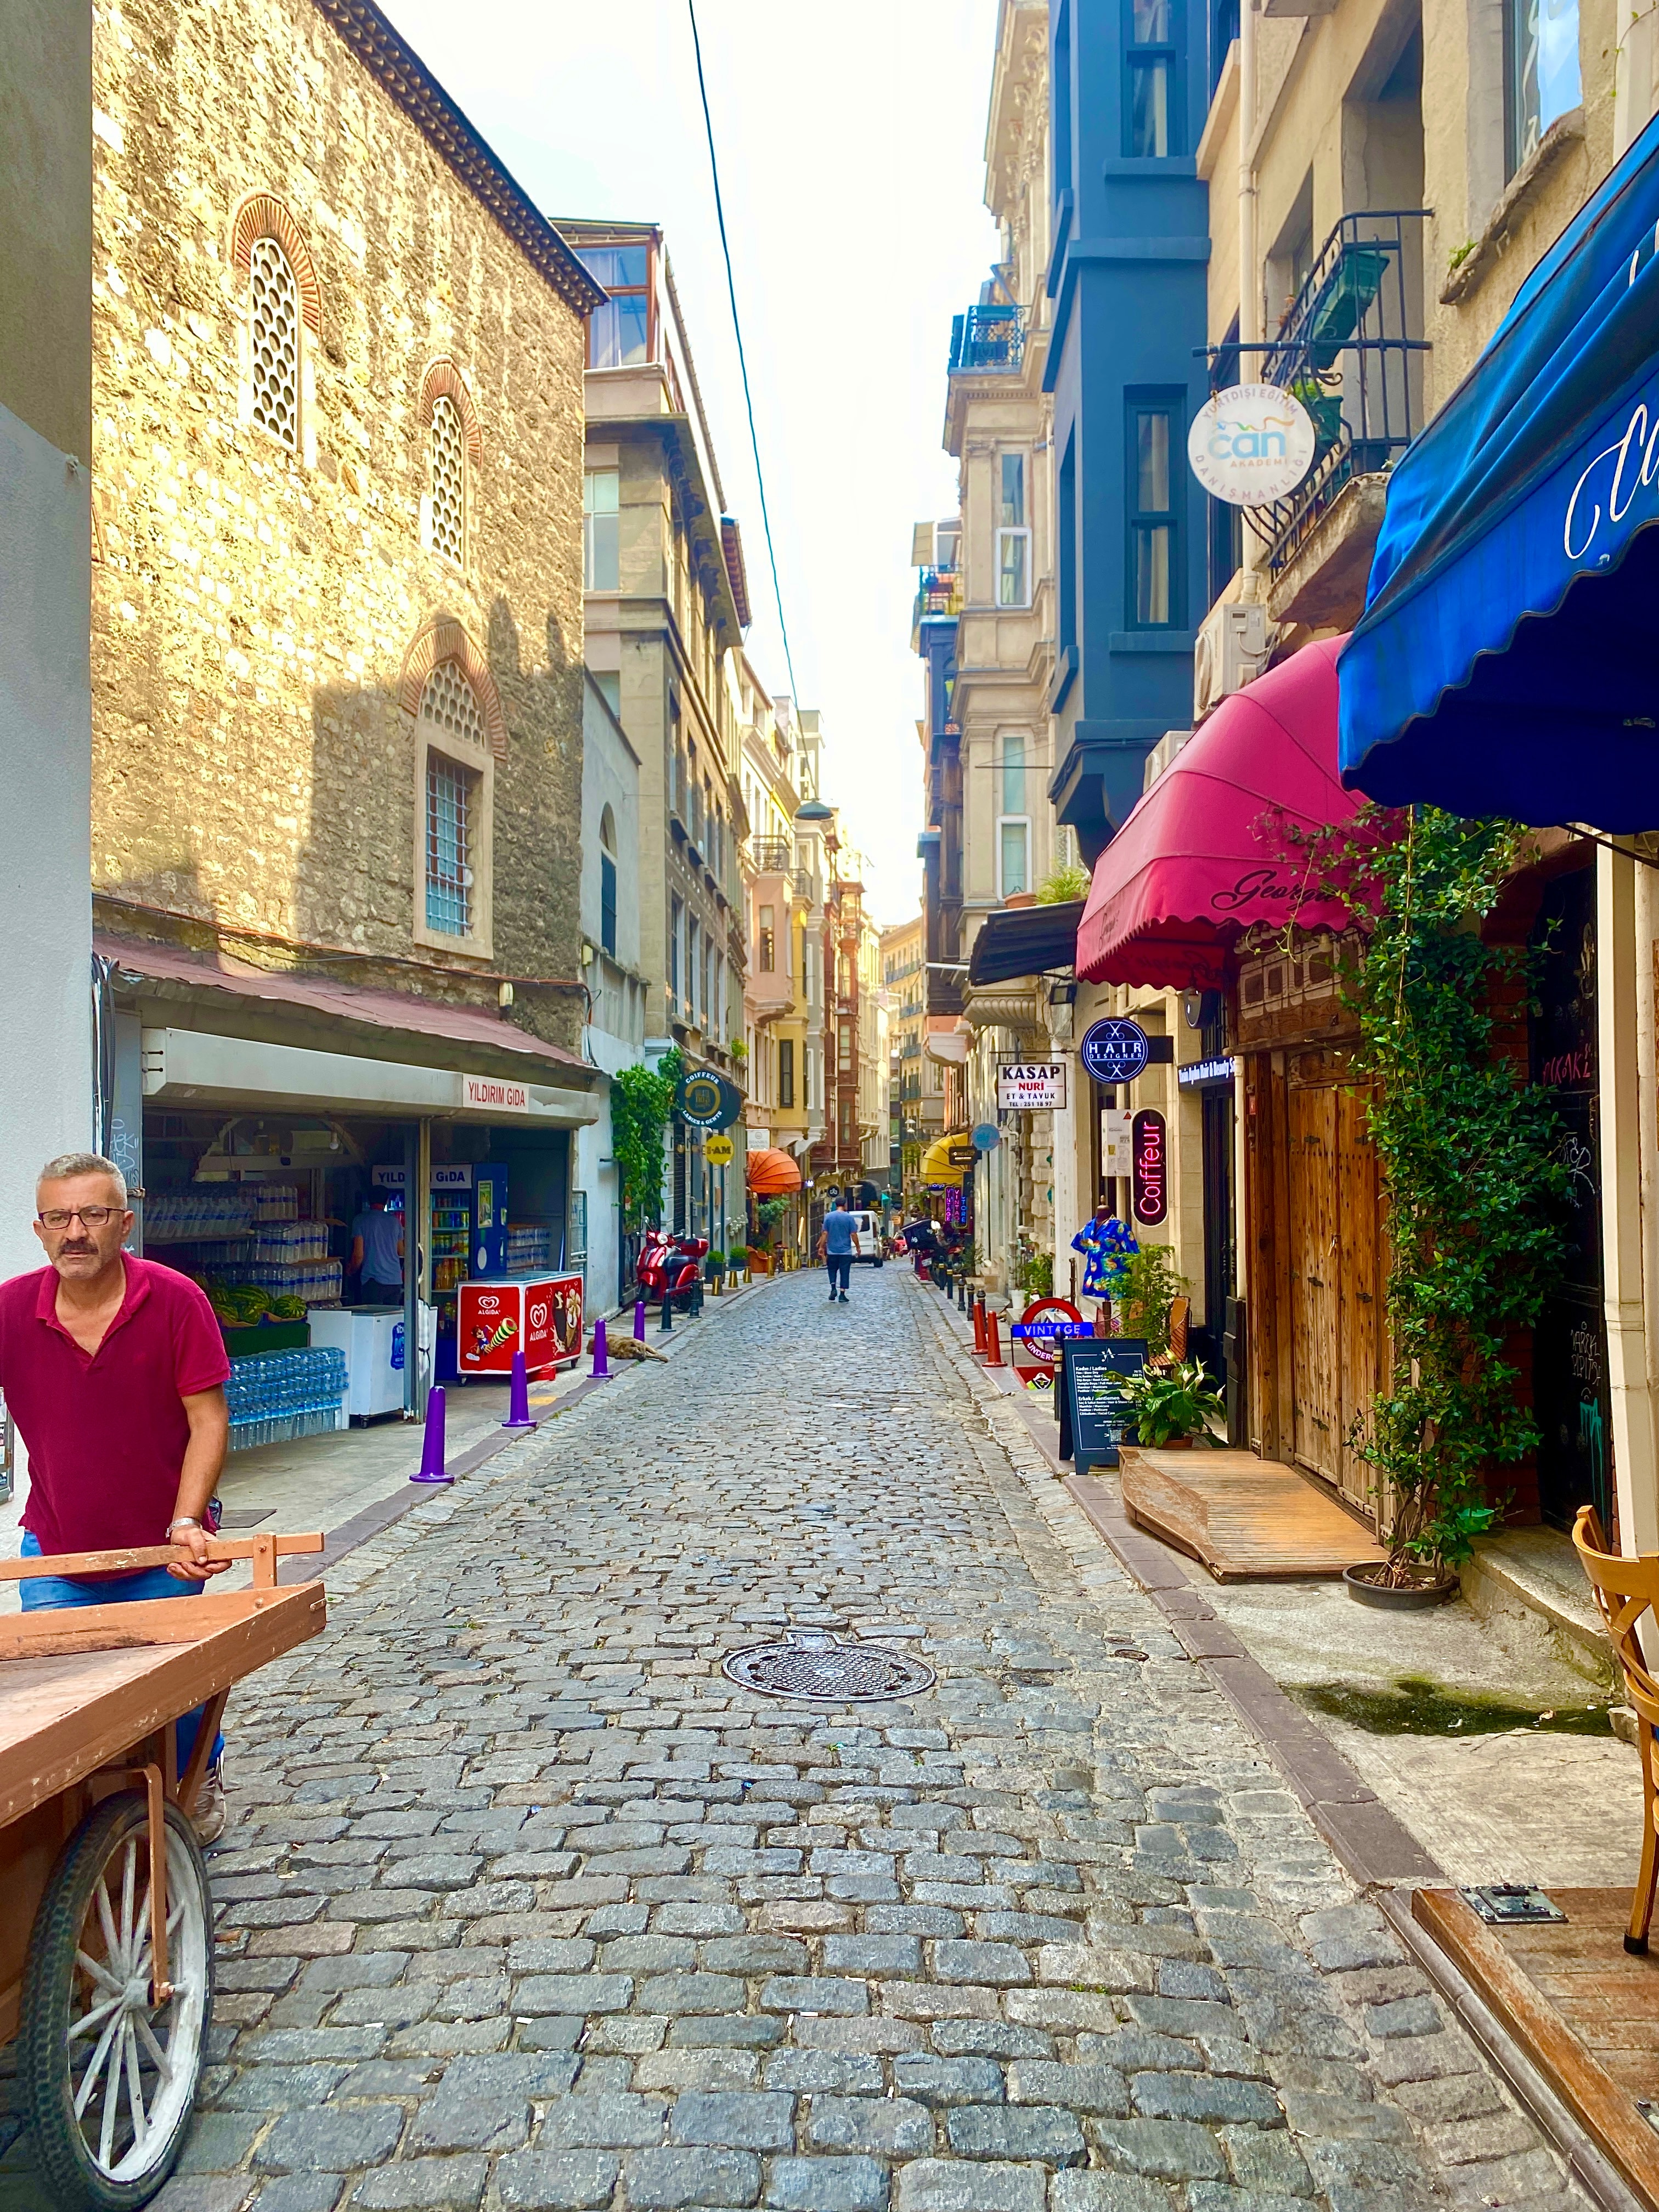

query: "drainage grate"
(722, 1629), (936, 1705)
(1460, 1883), (1567, 1925)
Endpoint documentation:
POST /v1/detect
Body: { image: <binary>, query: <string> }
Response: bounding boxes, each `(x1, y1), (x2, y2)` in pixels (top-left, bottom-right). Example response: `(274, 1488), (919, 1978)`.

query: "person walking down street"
(817, 1201), (861, 1303)
(1072, 1205), (1138, 1326)
(0, 1153), (235, 1841)
(351, 1185), (405, 1303)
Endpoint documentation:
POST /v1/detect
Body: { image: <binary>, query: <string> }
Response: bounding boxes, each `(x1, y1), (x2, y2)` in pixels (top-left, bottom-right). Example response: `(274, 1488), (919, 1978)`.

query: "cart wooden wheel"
(21, 1791), (215, 2211)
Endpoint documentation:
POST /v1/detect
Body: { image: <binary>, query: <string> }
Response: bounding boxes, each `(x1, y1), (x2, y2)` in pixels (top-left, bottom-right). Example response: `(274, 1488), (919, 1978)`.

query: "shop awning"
(1339, 112), (1659, 830)
(968, 900), (1086, 986)
(1075, 639), (1363, 989)
(919, 1132), (974, 1188)
(746, 1147), (802, 1196)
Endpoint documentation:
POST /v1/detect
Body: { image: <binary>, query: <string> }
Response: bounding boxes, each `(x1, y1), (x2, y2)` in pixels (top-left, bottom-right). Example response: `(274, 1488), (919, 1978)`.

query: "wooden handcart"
(0, 1533), (326, 2210)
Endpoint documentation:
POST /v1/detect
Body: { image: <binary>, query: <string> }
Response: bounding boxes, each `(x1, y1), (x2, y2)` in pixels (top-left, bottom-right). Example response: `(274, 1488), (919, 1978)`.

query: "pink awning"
(1075, 637), (1364, 990)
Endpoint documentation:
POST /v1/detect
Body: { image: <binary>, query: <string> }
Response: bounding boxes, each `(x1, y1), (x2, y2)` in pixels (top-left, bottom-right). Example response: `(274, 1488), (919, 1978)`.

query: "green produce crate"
(221, 1319), (311, 1357)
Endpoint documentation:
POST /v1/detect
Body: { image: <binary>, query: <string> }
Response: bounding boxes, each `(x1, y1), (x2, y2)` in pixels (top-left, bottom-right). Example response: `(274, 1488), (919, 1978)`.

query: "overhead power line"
(686, 0), (800, 704)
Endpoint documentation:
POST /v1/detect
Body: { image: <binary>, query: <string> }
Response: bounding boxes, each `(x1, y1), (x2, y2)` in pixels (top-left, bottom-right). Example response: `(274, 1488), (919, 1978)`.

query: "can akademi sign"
(1188, 383), (1317, 506)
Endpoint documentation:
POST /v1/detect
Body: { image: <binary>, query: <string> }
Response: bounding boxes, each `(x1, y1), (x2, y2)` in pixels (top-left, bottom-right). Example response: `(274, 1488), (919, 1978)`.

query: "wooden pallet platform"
(1415, 1886), (1659, 2210)
(1118, 1446), (1387, 1582)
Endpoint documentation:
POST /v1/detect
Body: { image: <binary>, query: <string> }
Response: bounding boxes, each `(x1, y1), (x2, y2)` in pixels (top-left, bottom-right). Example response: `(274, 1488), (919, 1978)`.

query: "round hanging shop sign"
(1188, 383), (1317, 506)
(703, 1132), (735, 1166)
(972, 1123), (1001, 1154)
(1010, 1296), (1088, 1392)
(676, 1072), (743, 1129)
(1080, 1017), (1151, 1086)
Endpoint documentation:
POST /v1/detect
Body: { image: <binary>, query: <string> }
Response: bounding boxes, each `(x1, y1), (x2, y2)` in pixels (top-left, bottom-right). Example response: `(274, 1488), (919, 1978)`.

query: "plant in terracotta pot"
(1276, 806), (1568, 1604)
(1117, 1359), (1226, 1448)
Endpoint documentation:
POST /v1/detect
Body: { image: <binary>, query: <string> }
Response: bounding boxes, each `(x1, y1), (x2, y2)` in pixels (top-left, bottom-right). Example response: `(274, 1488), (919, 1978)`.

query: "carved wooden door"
(1289, 1081), (1341, 1484)
(1336, 1083), (1381, 1512)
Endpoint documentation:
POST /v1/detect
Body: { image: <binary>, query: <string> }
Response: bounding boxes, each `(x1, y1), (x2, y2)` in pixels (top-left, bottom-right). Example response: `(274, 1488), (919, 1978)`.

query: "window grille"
(420, 661), (487, 751)
(425, 755), (474, 936)
(430, 395), (465, 566)
(249, 235), (300, 448)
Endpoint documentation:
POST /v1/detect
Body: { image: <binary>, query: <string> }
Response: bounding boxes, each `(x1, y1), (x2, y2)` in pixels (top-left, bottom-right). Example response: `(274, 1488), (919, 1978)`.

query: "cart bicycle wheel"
(21, 1791), (215, 2211)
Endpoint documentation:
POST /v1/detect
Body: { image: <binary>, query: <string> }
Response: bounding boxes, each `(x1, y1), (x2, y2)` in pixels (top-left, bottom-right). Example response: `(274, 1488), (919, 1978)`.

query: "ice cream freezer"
(457, 1273), (583, 1378)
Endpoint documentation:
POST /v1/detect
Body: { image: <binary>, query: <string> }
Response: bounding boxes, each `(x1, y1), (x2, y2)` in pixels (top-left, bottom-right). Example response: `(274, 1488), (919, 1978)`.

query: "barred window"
(425, 755), (475, 936)
(420, 660), (487, 751)
(430, 395), (465, 566)
(249, 235), (300, 448)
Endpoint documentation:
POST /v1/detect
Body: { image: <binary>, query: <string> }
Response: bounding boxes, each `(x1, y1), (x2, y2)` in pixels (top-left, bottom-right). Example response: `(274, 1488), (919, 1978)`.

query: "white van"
(847, 1210), (884, 1266)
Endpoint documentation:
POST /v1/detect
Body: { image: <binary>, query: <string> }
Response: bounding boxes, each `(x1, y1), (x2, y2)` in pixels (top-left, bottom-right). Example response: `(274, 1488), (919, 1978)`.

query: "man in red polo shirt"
(0, 1152), (234, 1839)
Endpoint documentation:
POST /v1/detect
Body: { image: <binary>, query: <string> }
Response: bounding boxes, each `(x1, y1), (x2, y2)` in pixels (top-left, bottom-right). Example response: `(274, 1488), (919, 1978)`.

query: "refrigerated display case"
(457, 1273), (583, 1376)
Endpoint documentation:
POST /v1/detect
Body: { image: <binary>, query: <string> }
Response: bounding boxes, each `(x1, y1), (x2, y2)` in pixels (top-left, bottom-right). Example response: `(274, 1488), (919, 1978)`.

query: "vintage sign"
(997, 1061), (1067, 1111)
(1131, 1109), (1168, 1225)
(1058, 1337), (1148, 1470)
(1188, 382), (1317, 505)
(703, 1132), (735, 1166)
(1009, 1297), (1087, 1392)
(1080, 1017), (1150, 1086)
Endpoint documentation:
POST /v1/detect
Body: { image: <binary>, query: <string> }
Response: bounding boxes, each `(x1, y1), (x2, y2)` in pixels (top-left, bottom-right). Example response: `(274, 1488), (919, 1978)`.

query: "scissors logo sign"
(1080, 1018), (1152, 1086)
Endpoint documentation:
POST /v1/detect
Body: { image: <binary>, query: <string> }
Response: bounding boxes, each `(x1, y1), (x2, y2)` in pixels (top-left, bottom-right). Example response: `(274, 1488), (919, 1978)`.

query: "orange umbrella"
(746, 1147), (803, 1196)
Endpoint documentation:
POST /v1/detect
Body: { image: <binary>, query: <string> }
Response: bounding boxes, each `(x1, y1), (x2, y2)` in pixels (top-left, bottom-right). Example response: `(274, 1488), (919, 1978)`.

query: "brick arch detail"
(417, 358), (484, 466)
(398, 616), (507, 761)
(229, 192), (322, 337)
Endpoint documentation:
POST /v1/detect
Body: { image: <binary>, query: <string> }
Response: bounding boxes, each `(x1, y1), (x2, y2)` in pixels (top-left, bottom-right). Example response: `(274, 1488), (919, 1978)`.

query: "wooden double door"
(1248, 1048), (1384, 1515)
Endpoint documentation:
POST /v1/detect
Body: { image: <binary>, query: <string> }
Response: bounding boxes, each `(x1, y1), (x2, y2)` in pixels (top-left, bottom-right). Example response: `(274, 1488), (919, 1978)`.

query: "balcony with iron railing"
(911, 564), (962, 648)
(749, 837), (792, 874)
(1209, 212), (1430, 584)
(949, 302), (1026, 375)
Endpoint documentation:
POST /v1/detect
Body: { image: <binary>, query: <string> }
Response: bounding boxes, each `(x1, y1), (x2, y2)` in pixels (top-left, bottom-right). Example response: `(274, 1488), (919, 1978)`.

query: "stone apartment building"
(88, 0), (605, 1375)
(881, 912), (936, 1207)
(559, 217), (752, 1246)
(737, 657), (816, 1169)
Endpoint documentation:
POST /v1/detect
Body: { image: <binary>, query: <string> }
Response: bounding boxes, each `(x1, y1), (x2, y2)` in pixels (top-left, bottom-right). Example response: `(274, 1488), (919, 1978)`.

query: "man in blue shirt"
(817, 1201), (862, 1303)
(351, 1189), (405, 1302)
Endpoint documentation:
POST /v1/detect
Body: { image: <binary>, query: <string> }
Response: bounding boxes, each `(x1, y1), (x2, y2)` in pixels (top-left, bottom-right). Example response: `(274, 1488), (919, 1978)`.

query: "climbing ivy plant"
(611, 1047), (685, 1232)
(1283, 806), (1567, 1581)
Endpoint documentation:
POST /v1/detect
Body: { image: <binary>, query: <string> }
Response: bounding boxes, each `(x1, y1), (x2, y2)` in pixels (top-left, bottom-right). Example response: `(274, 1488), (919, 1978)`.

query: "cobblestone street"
(9, 1269), (1588, 2212)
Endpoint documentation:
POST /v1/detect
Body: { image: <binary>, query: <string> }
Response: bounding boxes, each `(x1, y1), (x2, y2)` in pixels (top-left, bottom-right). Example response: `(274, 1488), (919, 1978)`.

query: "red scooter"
(636, 1227), (708, 1321)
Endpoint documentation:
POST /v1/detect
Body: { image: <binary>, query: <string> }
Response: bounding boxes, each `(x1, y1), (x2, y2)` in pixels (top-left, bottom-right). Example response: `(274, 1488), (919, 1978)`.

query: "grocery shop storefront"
(101, 938), (600, 1436)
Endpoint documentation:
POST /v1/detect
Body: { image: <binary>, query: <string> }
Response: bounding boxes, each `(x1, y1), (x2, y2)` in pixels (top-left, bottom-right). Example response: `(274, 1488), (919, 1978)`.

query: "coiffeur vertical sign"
(1130, 1109), (1167, 1226)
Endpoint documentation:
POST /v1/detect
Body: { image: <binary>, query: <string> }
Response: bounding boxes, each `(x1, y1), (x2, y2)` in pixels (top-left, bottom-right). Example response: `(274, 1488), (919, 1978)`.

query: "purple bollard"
(502, 1348), (537, 1432)
(633, 1299), (647, 1341)
(410, 1385), (453, 1484)
(592, 1316), (611, 1379)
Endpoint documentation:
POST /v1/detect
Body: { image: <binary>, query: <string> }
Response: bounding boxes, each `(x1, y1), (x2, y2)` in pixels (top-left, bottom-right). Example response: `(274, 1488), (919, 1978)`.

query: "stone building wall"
(90, 0), (591, 1046)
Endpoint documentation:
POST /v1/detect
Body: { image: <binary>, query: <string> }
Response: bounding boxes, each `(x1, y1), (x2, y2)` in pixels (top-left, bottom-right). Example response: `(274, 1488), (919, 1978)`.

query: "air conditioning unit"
(1193, 599), (1271, 722)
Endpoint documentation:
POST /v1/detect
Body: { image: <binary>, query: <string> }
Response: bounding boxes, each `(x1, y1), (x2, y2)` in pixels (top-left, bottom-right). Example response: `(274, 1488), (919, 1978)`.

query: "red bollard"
(985, 1309), (1006, 1368)
(972, 1296), (987, 1355)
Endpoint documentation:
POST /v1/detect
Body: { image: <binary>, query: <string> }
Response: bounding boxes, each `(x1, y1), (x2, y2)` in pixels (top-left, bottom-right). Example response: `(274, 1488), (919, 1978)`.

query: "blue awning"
(1339, 114), (1659, 831)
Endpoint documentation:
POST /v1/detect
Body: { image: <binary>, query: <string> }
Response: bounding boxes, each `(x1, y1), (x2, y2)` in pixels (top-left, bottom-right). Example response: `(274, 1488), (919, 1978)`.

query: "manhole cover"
(722, 1629), (936, 1704)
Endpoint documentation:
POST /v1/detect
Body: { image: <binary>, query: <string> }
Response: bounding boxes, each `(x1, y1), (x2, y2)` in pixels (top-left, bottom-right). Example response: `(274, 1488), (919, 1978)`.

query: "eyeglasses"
(37, 1206), (121, 1230)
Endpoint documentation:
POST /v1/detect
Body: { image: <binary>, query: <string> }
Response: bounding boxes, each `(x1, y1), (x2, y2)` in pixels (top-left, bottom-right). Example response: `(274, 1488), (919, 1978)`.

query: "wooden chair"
(1573, 1505), (1659, 1953)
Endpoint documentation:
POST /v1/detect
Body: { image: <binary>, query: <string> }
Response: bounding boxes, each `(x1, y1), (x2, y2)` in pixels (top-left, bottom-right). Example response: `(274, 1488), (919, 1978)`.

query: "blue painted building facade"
(1046, 0), (1213, 863)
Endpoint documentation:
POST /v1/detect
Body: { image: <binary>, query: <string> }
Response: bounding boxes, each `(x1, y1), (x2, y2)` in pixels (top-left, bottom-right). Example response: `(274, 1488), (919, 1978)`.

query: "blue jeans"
(826, 1255), (851, 1295)
(20, 1531), (224, 1774)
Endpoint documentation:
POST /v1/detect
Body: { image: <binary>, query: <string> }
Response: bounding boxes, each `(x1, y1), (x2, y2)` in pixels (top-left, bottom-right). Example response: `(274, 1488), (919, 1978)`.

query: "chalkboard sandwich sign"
(1058, 1338), (1149, 1470)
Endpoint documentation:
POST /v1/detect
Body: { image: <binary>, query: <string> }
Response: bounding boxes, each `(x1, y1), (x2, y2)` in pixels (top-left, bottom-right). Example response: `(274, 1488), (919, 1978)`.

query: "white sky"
(379, 0), (1001, 926)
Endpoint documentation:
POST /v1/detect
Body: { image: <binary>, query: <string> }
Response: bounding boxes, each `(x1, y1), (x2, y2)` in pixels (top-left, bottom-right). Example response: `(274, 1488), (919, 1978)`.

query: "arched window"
(249, 236), (301, 448)
(419, 662), (489, 943)
(429, 395), (466, 566)
(599, 803), (618, 959)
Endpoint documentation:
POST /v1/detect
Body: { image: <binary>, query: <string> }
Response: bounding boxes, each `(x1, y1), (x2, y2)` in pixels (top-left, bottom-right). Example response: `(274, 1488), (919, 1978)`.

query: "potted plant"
(1116, 1358), (1226, 1448)
(1111, 1244), (1189, 1357)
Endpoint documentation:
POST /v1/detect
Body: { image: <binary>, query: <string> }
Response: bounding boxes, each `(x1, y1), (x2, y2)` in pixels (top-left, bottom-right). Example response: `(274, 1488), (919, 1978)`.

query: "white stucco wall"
(0, 398), (92, 1284)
